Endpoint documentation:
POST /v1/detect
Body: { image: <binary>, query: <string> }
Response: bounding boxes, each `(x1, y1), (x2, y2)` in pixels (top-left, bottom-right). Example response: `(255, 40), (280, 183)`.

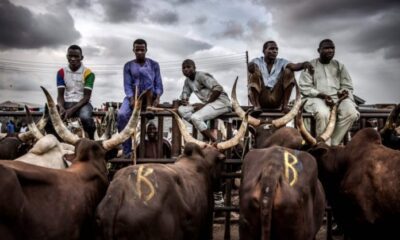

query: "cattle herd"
(0, 83), (399, 240)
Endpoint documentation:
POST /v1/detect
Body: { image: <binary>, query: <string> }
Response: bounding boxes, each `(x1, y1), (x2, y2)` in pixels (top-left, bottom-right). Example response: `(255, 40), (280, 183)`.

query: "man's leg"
(117, 97), (133, 157)
(177, 105), (195, 122)
(190, 104), (231, 142)
(304, 98), (331, 140)
(78, 102), (96, 139)
(248, 71), (263, 110)
(281, 69), (295, 112)
(331, 99), (359, 146)
(269, 68), (295, 111)
(141, 90), (156, 119)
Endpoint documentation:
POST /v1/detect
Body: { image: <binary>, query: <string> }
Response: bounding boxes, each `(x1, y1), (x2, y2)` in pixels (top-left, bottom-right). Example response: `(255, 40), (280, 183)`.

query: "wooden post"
(157, 116), (164, 158)
(171, 100), (182, 157)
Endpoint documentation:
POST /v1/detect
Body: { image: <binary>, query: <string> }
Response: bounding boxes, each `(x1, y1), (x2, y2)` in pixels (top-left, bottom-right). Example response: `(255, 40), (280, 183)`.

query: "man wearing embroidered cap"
(56, 45), (96, 139)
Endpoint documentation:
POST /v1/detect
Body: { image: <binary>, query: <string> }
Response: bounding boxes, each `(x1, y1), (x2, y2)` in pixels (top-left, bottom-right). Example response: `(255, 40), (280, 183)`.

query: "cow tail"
(259, 162), (281, 240)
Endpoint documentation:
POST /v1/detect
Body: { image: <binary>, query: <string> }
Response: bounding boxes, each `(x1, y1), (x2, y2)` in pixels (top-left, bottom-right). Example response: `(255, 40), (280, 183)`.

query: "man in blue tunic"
(117, 39), (163, 158)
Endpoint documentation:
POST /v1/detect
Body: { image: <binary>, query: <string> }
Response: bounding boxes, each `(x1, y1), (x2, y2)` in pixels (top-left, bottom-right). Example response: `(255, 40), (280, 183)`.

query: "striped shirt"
(57, 65), (95, 102)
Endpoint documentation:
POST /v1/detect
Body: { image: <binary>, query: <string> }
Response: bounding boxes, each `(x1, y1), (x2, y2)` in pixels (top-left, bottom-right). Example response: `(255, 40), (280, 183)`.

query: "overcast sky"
(1, 0), (399, 108)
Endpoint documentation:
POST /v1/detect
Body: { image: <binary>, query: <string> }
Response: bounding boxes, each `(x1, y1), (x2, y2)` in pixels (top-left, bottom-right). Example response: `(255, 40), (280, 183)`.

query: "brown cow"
(237, 90), (335, 240)
(95, 109), (248, 240)
(298, 104), (400, 239)
(240, 146), (326, 240)
(0, 111), (47, 160)
(0, 87), (143, 240)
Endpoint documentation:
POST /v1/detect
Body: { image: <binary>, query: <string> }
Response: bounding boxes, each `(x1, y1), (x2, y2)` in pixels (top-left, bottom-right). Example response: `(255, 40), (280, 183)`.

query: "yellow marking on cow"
(284, 151), (298, 186)
(136, 166), (155, 202)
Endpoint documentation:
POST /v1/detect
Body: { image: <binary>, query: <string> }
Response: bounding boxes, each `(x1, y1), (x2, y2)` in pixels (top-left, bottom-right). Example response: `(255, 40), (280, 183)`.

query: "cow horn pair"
(231, 77), (302, 128)
(16, 106), (48, 142)
(296, 101), (337, 145)
(161, 108), (248, 150)
(40, 86), (144, 150)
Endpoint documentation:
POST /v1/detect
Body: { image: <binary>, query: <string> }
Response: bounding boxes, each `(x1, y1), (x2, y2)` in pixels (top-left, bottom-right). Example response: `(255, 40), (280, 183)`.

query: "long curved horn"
(40, 86), (80, 144)
(296, 101), (317, 145)
(231, 77), (261, 126)
(165, 109), (208, 148)
(18, 106), (45, 141)
(17, 106), (48, 142)
(297, 101), (337, 145)
(380, 104), (398, 134)
(318, 105), (337, 142)
(36, 104), (49, 131)
(272, 83), (302, 128)
(216, 113), (248, 150)
(101, 91), (145, 150)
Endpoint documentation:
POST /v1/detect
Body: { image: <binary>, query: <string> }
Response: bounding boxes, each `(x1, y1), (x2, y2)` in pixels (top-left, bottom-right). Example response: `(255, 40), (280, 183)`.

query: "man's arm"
(180, 79), (192, 106)
(56, 69), (66, 116)
(152, 62), (163, 107)
(286, 62), (314, 74)
(194, 73), (223, 111)
(123, 63), (135, 106)
(299, 68), (320, 98)
(57, 88), (66, 116)
(338, 64), (354, 100)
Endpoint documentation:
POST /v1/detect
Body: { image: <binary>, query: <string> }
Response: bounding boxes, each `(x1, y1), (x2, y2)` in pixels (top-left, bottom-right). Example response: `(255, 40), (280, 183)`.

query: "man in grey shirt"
(178, 59), (231, 142)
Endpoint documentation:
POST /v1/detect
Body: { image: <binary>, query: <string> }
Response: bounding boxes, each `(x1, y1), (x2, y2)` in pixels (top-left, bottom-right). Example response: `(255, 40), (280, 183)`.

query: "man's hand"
(302, 62), (314, 75)
(62, 108), (75, 120)
(193, 103), (205, 111)
(152, 96), (160, 107)
(180, 99), (189, 106)
(248, 62), (258, 74)
(317, 93), (334, 107)
(337, 90), (349, 100)
(58, 106), (66, 119)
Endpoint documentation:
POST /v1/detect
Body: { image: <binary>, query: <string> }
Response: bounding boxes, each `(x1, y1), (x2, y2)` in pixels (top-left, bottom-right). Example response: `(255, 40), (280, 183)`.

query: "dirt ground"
(212, 222), (344, 240)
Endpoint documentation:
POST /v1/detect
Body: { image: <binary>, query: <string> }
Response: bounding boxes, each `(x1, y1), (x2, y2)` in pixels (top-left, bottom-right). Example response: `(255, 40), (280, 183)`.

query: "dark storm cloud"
(71, 0), (92, 8)
(95, 35), (212, 60)
(215, 20), (245, 39)
(351, 10), (400, 59)
(149, 10), (179, 25)
(101, 0), (144, 23)
(254, 0), (400, 60)
(0, 0), (80, 49)
(192, 16), (207, 25)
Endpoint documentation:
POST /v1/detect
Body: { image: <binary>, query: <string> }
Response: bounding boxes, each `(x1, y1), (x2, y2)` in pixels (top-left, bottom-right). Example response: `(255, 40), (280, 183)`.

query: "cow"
(379, 103), (400, 149)
(239, 145), (326, 240)
(0, 86), (144, 240)
(298, 103), (400, 239)
(95, 109), (248, 240)
(0, 111), (48, 160)
(238, 104), (334, 240)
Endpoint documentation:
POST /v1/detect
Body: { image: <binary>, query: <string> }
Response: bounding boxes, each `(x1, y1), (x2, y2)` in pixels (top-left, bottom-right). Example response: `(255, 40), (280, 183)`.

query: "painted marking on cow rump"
(284, 151), (299, 186)
(133, 166), (156, 203)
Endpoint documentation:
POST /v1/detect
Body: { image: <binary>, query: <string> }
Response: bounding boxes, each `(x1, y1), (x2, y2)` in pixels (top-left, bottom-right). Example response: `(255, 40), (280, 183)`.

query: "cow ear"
(309, 143), (328, 159)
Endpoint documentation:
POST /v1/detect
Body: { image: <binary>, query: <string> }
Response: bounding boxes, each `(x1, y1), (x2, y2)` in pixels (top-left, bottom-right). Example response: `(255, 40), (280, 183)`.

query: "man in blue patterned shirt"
(248, 41), (314, 113)
(117, 39), (163, 157)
